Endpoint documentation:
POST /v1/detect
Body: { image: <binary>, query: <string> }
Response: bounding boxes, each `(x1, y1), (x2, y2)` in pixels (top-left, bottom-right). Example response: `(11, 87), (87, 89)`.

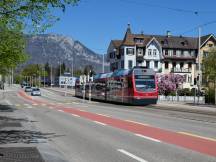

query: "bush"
(205, 88), (215, 104)
(178, 88), (192, 96)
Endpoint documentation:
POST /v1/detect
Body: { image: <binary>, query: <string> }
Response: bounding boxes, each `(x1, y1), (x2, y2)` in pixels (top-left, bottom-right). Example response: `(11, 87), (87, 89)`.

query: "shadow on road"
(0, 104), (15, 112)
(0, 130), (65, 144)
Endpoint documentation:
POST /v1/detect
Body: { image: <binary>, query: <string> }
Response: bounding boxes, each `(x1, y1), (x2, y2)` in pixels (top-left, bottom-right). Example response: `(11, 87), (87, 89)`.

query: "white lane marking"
(48, 106), (53, 109)
(71, 114), (80, 117)
(32, 103), (38, 106)
(5, 100), (12, 106)
(125, 120), (149, 126)
(27, 106), (33, 109)
(58, 110), (64, 113)
(97, 113), (110, 117)
(93, 121), (107, 126)
(78, 109), (86, 112)
(41, 103), (47, 106)
(117, 149), (148, 162)
(15, 104), (21, 107)
(135, 134), (161, 143)
(24, 104), (29, 106)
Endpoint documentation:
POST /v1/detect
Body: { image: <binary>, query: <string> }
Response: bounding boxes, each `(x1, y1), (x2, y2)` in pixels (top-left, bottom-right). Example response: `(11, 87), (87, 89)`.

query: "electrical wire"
(119, 0), (216, 15)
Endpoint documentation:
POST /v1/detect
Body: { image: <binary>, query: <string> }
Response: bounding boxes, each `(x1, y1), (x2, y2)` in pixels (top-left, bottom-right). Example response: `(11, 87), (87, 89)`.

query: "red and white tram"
(75, 67), (158, 105)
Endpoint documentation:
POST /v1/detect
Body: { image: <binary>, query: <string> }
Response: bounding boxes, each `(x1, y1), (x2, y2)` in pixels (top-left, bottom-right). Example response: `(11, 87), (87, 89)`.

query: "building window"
(126, 48), (134, 55)
(176, 50), (181, 56)
(184, 50), (189, 56)
(165, 62), (169, 69)
(164, 49), (168, 56)
(153, 49), (157, 56)
(121, 60), (124, 69)
(137, 48), (143, 56)
(120, 49), (124, 56)
(208, 44), (213, 47)
(188, 62), (192, 68)
(148, 49), (152, 56)
(146, 61), (150, 68)
(173, 50), (176, 56)
(172, 62), (176, 68)
(180, 62), (184, 69)
(154, 61), (158, 68)
(168, 50), (173, 56)
(134, 38), (144, 43)
(128, 60), (133, 69)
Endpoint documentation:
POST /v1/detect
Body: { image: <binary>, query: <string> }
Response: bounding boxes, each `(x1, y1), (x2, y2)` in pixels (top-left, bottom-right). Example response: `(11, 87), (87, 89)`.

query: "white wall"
(144, 41), (162, 71)
(124, 46), (136, 69)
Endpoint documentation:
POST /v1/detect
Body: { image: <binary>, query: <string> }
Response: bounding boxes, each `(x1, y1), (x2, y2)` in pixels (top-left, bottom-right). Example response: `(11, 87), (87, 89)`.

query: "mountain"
(22, 34), (108, 73)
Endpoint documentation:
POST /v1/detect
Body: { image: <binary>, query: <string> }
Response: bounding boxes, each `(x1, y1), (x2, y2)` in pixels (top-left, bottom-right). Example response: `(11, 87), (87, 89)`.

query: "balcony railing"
(171, 68), (192, 73)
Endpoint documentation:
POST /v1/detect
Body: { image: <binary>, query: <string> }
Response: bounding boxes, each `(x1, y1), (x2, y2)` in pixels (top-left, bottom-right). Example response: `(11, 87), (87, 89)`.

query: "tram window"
(128, 79), (133, 88)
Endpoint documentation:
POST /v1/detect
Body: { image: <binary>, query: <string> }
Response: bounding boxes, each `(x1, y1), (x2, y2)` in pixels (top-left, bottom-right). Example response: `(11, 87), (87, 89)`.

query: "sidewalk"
(155, 101), (216, 116)
(0, 86), (68, 162)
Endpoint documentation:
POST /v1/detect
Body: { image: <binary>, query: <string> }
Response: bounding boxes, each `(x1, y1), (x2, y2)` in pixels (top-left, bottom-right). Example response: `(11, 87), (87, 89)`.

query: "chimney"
(166, 30), (171, 37)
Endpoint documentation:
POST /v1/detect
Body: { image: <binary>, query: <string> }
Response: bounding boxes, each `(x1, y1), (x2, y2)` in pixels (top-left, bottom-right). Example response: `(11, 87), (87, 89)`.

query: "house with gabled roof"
(107, 24), (216, 89)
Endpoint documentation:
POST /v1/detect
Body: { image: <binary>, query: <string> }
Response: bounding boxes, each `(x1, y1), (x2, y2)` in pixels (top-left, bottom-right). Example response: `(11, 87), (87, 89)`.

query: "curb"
(152, 104), (216, 116)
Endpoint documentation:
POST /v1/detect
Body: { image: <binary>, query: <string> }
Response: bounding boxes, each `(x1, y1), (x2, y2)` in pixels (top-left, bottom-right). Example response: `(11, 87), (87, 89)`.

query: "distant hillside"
(20, 34), (108, 73)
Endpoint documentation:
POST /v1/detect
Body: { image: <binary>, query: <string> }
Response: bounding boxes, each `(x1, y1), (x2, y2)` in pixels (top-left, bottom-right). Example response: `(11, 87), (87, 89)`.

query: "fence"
(158, 95), (205, 104)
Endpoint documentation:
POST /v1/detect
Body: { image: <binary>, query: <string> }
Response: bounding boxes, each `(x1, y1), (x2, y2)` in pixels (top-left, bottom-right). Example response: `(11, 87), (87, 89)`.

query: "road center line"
(178, 132), (216, 142)
(117, 149), (148, 162)
(125, 120), (149, 126)
(135, 134), (161, 143)
(94, 121), (107, 126)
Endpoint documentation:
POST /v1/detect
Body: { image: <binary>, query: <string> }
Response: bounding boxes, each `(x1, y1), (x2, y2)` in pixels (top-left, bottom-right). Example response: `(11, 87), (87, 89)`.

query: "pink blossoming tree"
(157, 74), (185, 96)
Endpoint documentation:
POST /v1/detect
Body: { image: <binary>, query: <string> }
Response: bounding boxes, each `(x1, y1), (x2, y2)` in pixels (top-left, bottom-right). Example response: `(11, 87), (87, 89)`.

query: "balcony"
(171, 68), (192, 73)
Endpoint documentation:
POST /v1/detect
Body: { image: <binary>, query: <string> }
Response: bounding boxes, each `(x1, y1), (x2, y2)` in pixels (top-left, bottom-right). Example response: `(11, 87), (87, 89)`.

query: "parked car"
(31, 88), (41, 96)
(25, 86), (32, 92)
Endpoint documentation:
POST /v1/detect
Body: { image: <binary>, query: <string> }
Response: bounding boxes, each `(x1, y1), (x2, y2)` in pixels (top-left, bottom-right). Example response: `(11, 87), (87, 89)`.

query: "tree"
(83, 65), (95, 76)
(203, 48), (216, 82)
(0, 0), (79, 76)
(0, 20), (28, 75)
(202, 48), (216, 103)
(0, 0), (80, 33)
(44, 62), (50, 76)
(157, 74), (185, 96)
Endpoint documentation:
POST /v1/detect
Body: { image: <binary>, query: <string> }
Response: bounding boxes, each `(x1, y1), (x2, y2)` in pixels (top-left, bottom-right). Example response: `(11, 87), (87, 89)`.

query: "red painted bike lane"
(18, 90), (216, 158)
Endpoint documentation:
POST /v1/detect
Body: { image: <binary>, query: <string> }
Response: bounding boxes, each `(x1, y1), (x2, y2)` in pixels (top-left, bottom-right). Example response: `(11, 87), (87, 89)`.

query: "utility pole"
(102, 53), (104, 73)
(44, 66), (45, 88)
(197, 27), (201, 104)
(50, 64), (52, 88)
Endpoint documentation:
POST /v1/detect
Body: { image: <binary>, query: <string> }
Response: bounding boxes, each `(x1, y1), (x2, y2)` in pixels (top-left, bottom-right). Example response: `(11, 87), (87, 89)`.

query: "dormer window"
(181, 40), (188, 46)
(208, 43), (213, 47)
(134, 38), (144, 43)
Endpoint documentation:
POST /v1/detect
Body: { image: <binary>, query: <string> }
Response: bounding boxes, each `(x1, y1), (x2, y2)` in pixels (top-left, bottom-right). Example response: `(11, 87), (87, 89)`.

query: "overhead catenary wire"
(119, 0), (216, 15)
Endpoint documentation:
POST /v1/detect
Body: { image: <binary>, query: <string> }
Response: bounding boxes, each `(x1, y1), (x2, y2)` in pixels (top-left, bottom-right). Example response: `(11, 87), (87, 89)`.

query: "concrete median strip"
(117, 149), (148, 162)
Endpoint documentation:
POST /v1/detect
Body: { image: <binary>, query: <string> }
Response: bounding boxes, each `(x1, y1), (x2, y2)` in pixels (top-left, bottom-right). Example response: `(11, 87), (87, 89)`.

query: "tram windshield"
(135, 75), (155, 92)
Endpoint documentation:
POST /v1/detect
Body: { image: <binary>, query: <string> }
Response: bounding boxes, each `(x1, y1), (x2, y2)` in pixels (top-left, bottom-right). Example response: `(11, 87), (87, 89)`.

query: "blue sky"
(46, 0), (216, 54)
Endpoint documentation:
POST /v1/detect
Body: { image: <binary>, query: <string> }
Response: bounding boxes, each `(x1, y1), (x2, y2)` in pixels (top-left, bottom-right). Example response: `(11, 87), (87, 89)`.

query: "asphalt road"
(4, 86), (216, 162)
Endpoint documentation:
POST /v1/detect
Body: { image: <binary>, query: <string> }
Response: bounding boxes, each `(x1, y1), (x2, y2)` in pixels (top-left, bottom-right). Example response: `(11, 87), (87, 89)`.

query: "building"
(107, 24), (216, 89)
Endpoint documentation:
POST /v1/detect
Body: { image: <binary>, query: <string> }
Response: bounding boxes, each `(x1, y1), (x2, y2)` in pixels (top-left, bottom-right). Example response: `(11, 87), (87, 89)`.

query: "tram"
(75, 67), (158, 105)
